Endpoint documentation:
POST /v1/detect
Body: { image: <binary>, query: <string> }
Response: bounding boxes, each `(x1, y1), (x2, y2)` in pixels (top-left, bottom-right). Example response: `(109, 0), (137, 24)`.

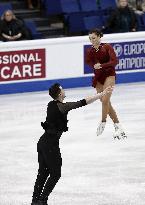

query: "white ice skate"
(97, 122), (106, 136)
(113, 123), (127, 140)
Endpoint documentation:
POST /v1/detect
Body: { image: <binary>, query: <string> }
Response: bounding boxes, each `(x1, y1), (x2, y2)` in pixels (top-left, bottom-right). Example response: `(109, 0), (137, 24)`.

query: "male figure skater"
(31, 83), (113, 205)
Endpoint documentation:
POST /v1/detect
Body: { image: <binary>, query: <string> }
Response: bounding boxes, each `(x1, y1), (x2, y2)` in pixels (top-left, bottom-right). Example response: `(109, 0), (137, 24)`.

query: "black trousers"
(32, 134), (62, 203)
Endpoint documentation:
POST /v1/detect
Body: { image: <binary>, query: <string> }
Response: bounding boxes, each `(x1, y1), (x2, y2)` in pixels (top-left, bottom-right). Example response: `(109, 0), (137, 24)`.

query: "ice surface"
(0, 82), (145, 205)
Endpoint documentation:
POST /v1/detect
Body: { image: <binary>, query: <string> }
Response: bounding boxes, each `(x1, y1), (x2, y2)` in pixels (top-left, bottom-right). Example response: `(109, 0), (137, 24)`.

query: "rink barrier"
(0, 32), (145, 94)
(0, 71), (145, 94)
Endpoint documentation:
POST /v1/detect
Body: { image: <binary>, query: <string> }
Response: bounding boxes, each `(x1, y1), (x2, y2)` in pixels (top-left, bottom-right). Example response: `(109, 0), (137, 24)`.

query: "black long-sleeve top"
(40, 99), (87, 149)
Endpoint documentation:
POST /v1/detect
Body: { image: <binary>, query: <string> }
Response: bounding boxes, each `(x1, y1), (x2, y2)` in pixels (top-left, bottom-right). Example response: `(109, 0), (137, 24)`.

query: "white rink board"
(0, 32), (145, 94)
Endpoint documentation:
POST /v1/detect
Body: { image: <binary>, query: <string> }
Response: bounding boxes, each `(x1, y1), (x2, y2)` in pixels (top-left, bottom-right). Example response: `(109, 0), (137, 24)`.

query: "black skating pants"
(32, 134), (62, 203)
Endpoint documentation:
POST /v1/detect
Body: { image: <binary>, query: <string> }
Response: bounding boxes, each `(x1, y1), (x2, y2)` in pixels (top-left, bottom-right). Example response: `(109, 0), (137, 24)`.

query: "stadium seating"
(66, 13), (85, 33)
(43, 0), (62, 15)
(60, 0), (80, 13)
(42, 0), (118, 35)
(99, 0), (116, 10)
(79, 0), (99, 12)
(0, 3), (12, 17)
(84, 15), (104, 31)
(142, 13), (145, 26)
(24, 20), (42, 39)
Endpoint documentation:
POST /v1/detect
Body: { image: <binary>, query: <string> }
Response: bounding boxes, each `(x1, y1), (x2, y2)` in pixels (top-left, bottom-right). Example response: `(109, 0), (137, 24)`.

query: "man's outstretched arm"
(85, 86), (113, 104)
(58, 86), (113, 113)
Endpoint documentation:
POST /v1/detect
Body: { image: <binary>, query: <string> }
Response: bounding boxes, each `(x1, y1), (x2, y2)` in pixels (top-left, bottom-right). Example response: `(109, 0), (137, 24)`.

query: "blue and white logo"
(113, 44), (123, 57)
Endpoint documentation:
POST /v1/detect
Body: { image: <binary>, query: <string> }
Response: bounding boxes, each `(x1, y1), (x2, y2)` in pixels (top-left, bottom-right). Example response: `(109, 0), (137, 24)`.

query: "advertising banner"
(0, 49), (46, 82)
(84, 41), (145, 74)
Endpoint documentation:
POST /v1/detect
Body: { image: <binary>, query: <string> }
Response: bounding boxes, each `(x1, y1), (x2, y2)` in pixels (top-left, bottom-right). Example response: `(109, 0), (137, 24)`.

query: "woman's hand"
(13, 33), (22, 40)
(102, 86), (114, 96)
(94, 63), (102, 70)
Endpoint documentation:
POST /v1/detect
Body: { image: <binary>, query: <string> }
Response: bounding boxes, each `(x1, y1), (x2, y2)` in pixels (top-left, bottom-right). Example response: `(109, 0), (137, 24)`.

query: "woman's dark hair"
(89, 29), (103, 37)
(49, 83), (61, 99)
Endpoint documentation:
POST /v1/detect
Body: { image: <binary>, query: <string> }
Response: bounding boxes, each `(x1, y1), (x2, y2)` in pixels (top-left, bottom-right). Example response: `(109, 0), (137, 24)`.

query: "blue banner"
(84, 40), (145, 74)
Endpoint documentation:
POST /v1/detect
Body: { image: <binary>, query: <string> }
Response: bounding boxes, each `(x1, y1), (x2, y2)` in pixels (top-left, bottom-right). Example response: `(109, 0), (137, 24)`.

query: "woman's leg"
(102, 76), (119, 123)
(96, 77), (126, 138)
(108, 102), (119, 123)
(95, 78), (119, 123)
(95, 82), (106, 135)
(96, 76), (119, 135)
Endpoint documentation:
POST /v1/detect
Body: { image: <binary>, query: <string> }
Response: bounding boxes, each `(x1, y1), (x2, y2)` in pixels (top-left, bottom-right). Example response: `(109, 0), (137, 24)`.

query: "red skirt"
(92, 67), (116, 87)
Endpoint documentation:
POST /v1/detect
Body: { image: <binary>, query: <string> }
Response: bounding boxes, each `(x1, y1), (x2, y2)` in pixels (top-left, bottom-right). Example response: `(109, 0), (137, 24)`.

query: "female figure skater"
(85, 29), (126, 139)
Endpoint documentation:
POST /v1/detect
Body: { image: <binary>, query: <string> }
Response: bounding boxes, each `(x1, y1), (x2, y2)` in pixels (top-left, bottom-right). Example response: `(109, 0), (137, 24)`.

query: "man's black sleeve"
(58, 99), (87, 114)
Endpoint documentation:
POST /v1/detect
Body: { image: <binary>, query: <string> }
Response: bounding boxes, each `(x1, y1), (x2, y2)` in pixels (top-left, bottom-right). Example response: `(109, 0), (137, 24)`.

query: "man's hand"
(102, 86), (114, 96)
(85, 86), (114, 104)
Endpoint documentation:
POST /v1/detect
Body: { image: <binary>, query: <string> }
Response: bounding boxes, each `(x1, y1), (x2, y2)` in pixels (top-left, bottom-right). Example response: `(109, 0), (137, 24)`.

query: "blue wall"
(0, 71), (145, 95)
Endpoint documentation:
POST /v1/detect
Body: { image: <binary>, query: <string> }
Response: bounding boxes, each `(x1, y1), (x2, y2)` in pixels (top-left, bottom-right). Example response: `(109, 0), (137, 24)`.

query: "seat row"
(44, 0), (116, 15)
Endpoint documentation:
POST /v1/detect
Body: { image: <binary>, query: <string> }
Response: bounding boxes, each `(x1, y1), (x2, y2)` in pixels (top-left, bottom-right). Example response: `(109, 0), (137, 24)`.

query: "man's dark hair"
(89, 28), (103, 37)
(49, 83), (61, 99)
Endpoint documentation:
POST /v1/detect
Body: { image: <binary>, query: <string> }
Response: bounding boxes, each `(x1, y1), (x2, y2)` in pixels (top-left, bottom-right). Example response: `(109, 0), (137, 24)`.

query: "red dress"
(85, 43), (119, 87)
